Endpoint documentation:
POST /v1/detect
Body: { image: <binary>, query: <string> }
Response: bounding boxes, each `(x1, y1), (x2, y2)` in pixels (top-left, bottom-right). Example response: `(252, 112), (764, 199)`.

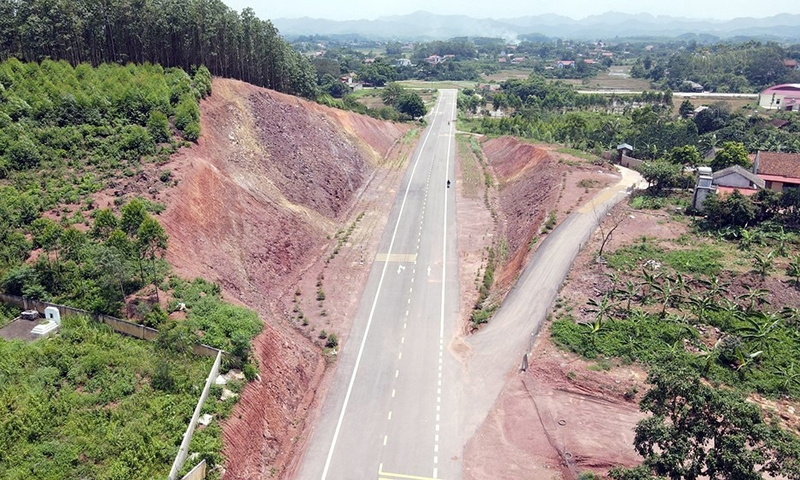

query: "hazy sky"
(221, 0), (800, 21)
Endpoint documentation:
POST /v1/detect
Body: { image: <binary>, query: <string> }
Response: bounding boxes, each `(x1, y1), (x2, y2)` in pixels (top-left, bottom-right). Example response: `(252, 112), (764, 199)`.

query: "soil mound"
(482, 137), (563, 288)
(159, 78), (408, 478)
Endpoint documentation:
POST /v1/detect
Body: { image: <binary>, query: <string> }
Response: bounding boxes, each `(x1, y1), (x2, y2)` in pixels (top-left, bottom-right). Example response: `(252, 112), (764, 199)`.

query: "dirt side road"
(461, 166), (645, 479)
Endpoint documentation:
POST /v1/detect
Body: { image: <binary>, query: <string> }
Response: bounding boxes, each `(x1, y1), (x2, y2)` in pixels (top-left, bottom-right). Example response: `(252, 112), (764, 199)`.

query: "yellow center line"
(378, 466), (440, 480)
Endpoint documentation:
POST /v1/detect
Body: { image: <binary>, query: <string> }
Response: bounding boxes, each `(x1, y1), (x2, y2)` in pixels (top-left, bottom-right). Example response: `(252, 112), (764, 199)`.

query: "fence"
(168, 351), (222, 480)
(0, 293), (222, 358)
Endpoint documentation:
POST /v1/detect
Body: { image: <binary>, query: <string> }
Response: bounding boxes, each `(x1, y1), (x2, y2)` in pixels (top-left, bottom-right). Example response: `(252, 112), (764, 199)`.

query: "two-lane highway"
(299, 90), (462, 480)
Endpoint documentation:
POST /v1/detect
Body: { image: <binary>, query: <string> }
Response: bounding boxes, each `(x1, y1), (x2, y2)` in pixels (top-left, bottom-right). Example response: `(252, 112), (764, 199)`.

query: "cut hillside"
(155, 78), (409, 478)
(482, 137), (564, 290)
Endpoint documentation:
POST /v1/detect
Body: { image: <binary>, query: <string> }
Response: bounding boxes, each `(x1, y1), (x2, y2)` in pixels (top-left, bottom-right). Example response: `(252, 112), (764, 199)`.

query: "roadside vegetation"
(0, 59), (263, 479)
(0, 315), (242, 480)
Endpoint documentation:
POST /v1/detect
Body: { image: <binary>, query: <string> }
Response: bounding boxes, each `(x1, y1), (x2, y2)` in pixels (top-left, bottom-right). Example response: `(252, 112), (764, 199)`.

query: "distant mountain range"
(273, 11), (800, 41)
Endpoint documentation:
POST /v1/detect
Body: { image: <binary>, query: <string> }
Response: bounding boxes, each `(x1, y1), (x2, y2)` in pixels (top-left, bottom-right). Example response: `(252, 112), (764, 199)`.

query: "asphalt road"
(298, 90), (463, 480)
(577, 89), (758, 98)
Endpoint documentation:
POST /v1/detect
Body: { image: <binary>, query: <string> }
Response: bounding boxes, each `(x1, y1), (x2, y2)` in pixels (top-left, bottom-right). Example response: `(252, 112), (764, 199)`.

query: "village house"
(556, 60), (575, 68)
(753, 151), (800, 191)
(712, 165), (765, 196)
(394, 58), (412, 67)
(784, 59), (800, 71)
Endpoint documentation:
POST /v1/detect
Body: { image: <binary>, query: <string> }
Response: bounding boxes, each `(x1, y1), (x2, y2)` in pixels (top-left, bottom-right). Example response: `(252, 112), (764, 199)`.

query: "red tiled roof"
(756, 151), (800, 179)
(759, 173), (800, 184)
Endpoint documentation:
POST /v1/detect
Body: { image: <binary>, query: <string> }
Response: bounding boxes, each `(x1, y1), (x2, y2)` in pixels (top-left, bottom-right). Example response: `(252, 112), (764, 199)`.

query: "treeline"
(0, 0), (316, 97)
(462, 74), (800, 158)
(632, 41), (800, 92)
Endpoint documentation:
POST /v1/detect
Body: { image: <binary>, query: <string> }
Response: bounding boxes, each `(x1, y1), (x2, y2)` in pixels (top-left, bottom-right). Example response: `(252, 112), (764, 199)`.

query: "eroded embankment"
(159, 78), (408, 478)
(482, 137), (564, 290)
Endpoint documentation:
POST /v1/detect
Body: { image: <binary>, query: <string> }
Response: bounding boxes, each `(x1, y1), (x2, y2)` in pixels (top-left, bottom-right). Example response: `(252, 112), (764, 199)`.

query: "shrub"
(243, 362), (258, 381)
(182, 121), (200, 142)
(147, 110), (171, 143)
(325, 333), (338, 348)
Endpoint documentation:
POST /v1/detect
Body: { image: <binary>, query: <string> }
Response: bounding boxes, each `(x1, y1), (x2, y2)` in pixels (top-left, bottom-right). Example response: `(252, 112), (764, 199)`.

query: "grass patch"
(606, 238), (723, 276)
(456, 135), (483, 198)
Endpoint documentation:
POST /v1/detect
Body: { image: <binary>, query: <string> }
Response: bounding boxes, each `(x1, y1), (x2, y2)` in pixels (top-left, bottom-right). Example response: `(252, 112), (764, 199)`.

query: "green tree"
(702, 191), (756, 229)
(666, 145), (700, 167)
(395, 92), (426, 118)
(610, 367), (800, 480)
(91, 209), (119, 240)
(136, 216), (168, 302)
(120, 199), (147, 237)
(679, 99), (695, 118)
(710, 141), (751, 171)
(381, 83), (405, 106)
(639, 160), (682, 195)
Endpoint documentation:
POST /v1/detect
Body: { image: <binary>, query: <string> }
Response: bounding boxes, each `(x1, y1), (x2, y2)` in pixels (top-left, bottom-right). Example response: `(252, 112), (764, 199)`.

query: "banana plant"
(736, 287), (771, 313)
(734, 312), (782, 354)
(773, 362), (800, 394)
(787, 255), (800, 289)
(689, 294), (719, 324)
(696, 338), (723, 375)
(751, 250), (775, 280)
(734, 349), (763, 378)
(615, 279), (639, 312)
(638, 268), (662, 306)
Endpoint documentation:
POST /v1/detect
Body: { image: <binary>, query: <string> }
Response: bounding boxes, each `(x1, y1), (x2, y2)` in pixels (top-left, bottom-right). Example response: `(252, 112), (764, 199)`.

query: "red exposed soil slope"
(159, 78), (408, 478)
(482, 137), (564, 289)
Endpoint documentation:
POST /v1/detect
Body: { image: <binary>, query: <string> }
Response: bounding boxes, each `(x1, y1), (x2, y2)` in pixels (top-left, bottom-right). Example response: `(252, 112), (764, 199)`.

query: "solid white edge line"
(320, 96), (445, 480)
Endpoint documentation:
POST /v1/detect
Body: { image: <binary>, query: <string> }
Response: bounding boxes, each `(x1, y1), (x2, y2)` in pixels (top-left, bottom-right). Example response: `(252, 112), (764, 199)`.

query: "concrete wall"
(620, 154), (643, 170)
(181, 460), (206, 480)
(169, 352), (222, 480)
(0, 293), (221, 358)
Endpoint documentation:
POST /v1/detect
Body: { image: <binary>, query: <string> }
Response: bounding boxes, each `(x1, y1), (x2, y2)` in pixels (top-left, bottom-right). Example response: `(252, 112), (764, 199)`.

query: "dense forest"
(0, 0), (316, 97)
